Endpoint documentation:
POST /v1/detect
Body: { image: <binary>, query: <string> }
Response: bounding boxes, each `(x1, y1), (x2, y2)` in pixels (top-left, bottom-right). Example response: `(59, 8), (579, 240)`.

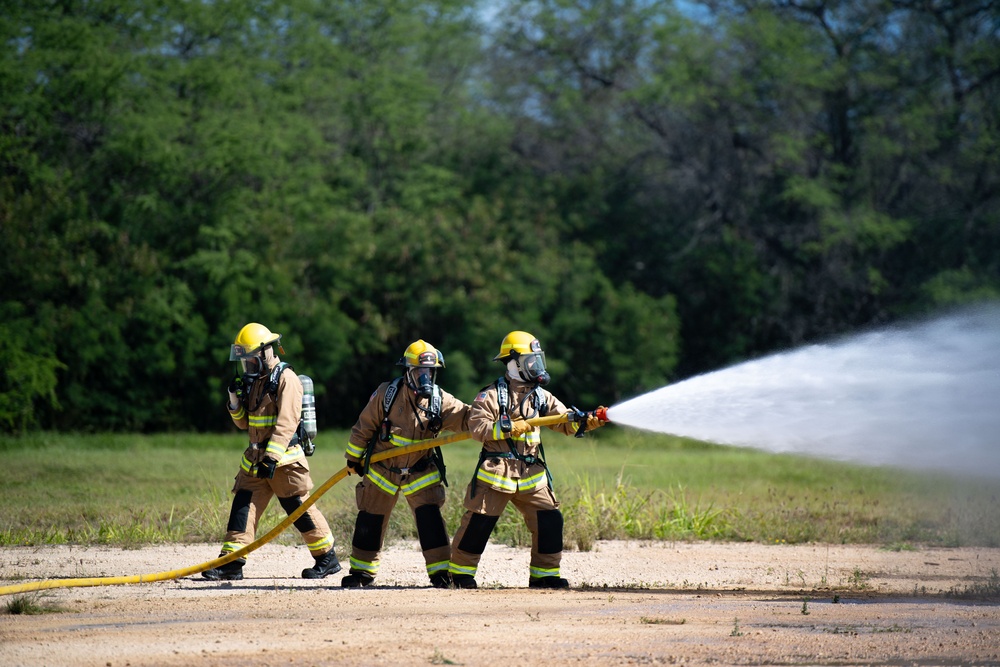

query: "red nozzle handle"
(594, 407), (609, 422)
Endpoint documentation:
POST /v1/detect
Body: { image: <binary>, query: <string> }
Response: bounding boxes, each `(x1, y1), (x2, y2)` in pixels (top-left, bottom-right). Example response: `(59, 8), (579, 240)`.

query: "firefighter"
(342, 340), (471, 588)
(202, 323), (341, 581)
(448, 331), (606, 589)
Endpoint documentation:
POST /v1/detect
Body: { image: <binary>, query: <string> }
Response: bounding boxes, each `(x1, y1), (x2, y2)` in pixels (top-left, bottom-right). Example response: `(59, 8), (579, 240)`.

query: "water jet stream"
(607, 303), (1000, 479)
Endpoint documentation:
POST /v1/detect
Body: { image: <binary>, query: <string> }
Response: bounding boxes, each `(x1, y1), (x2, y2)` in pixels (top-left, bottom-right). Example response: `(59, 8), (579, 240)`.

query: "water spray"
(607, 303), (1000, 479)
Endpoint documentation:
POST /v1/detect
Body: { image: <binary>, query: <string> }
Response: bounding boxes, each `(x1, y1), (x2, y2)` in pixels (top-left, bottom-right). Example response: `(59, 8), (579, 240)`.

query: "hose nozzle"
(566, 406), (611, 423)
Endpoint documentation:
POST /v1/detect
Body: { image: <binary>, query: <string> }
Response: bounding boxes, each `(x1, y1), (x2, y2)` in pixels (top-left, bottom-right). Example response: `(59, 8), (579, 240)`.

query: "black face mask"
(408, 368), (436, 399)
(519, 354), (550, 386)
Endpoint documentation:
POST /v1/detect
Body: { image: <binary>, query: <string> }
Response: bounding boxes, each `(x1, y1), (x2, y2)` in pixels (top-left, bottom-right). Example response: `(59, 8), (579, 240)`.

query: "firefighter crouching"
(448, 331), (606, 589)
(202, 323), (341, 581)
(342, 340), (471, 588)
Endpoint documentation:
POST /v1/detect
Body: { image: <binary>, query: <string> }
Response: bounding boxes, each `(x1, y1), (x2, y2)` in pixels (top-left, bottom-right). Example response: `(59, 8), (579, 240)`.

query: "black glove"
(255, 457), (277, 479)
(228, 375), (245, 397)
(346, 459), (365, 476)
(227, 376), (245, 409)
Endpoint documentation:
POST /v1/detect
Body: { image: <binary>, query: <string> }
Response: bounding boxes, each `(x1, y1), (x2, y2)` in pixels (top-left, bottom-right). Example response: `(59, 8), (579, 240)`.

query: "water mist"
(608, 303), (1000, 479)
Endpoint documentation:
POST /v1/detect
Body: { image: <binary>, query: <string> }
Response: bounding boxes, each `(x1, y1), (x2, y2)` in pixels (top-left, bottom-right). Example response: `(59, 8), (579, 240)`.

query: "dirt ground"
(1, 540), (998, 666)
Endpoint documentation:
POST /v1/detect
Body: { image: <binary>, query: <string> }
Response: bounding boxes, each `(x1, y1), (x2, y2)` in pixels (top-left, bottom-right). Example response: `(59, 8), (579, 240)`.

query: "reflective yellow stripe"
(242, 449), (303, 474)
(400, 470), (441, 496)
(349, 557), (378, 574)
(517, 469), (548, 492)
(530, 566), (560, 578)
(426, 560), (448, 575)
(265, 441), (287, 459)
(230, 406), (246, 420)
(307, 534), (333, 554)
(475, 467), (517, 492)
(277, 445), (303, 466)
(249, 414), (277, 428)
(365, 469), (400, 495)
(448, 562), (477, 576)
(345, 441), (366, 458)
(388, 433), (422, 446)
(221, 542), (244, 556)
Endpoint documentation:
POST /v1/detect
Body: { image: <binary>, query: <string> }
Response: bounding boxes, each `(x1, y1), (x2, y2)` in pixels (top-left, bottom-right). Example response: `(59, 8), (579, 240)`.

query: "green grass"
(4, 593), (65, 615)
(1, 429), (998, 549)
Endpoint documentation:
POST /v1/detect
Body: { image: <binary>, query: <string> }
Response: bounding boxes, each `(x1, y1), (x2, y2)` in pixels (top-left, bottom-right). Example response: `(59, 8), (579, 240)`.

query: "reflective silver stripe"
(400, 470), (441, 496)
(307, 534), (333, 553)
(426, 560), (449, 575)
(349, 556), (378, 574)
(249, 414), (277, 427)
(365, 468), (400, 495)
(448, 562), (477, 576)
(475, 467), (517, 492)
(530, 565), (560, 578)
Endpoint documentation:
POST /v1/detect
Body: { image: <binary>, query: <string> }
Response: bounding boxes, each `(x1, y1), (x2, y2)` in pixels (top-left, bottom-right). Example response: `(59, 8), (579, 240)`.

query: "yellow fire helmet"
(397, 339), (446, 368)
(494, 330), (543, 361)
(229, 323), (283, 360)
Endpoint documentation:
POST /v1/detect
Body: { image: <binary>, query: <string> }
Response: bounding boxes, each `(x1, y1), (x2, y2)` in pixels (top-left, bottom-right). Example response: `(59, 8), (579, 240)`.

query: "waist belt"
(376, 456), (434, 476)
(480, 450), (544, 466)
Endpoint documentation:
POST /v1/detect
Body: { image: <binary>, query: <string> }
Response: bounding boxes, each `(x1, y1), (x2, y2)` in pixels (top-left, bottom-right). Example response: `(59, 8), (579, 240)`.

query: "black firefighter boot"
(202, 557), (246, 581)
(340, 570), (376, 588)
(302, 549), (342, 579)
(429, 571), (452, 589)
(528, 575), (569, 589)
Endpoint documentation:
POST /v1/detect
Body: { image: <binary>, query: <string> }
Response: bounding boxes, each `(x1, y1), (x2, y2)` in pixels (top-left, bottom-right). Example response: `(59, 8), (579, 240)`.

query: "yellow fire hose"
(0, 431), (470, 597)
(0, 411), (597, 597)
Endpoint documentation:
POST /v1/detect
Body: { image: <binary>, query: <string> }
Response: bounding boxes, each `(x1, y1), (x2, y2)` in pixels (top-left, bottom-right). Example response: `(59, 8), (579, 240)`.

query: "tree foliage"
(2, 0), (996, 432)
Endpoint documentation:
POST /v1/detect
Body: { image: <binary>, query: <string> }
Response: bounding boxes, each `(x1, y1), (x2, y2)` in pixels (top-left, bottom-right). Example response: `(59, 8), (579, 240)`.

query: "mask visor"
(408, 367), (437, 398)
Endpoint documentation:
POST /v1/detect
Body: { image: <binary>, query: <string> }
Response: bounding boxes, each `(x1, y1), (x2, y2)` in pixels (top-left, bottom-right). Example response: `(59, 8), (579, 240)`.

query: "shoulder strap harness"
(472, 377), (550, 496)
(247, 361), (292, 413)
(361, 377), (402, 476)
(361, 378), (448, 485)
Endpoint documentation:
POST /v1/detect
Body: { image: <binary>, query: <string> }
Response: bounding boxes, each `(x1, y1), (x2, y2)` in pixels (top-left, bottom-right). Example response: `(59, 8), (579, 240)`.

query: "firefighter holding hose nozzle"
(448, 331), (607, 589)
(202, 323), (341, 581)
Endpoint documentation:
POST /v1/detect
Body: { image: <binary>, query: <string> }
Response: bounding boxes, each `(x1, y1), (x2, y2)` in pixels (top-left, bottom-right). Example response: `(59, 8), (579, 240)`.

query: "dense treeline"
(2, 0), (997, 433)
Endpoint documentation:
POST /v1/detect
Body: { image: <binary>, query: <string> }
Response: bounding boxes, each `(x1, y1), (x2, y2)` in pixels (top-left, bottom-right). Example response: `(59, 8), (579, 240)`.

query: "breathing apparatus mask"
(230, 343), (276, 378)
(507, 352), (550, 386)
(397, 339), (446, 400)
(407, 366), (438, 399)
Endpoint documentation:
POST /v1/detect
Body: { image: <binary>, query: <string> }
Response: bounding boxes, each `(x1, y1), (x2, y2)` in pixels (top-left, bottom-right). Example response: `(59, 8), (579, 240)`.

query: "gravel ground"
(1, 540), (999, 666)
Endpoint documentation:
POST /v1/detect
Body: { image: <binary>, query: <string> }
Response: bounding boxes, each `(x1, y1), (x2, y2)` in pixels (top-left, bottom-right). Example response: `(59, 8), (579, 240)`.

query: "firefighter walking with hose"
(202, 323), (341, 581)
(448, 331), (606, 589)
(342, 340), (470, 588)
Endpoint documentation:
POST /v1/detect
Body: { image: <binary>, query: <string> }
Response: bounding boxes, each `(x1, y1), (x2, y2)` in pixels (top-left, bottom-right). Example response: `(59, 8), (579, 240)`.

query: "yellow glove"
(506, 418), (534, 438)
(586, 407), (608, 431)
